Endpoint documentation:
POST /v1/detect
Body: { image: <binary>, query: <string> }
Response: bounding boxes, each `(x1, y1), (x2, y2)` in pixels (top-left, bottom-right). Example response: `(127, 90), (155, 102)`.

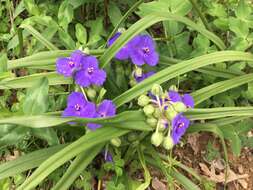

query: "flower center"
(74, 104), (81, 111)
(142, 47), (150, 54)
(87, 67), (94, 74)
(68, 61), (75, 68)
(100, 112), (106, 117)
(178, 122), (184, 128)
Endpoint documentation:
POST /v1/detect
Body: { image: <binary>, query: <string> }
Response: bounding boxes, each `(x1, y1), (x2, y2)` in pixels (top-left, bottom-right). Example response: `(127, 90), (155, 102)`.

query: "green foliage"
(1, 0), (253, 189)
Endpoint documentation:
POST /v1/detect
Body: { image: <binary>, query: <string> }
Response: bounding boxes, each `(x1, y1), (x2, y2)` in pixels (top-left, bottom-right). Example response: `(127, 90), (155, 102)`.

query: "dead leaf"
(187, 134), (201, 155)
(238, 179), (248, 189)
(212, 159), (225, 171)
(199, 163), (248, 185)
(5, 150), (20, 161)
(152, 178), (166, 190)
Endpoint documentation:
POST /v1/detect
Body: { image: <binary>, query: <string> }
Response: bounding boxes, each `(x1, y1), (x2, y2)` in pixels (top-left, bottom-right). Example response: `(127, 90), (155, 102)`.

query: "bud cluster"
(137, 84), (194, 150)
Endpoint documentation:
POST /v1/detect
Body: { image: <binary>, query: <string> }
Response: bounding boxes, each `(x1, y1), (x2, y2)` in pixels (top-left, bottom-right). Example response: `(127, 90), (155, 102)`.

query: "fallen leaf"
(152, 178), (166, 190)
(199, 163), (248, 184)
(187, 134), (201, 155)
(238, 179), (248, 189)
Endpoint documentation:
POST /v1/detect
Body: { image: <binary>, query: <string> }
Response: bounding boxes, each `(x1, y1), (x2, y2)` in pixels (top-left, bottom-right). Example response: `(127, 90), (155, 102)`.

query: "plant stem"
(188, 0), (212, 31)
(18, 28), (24, 57)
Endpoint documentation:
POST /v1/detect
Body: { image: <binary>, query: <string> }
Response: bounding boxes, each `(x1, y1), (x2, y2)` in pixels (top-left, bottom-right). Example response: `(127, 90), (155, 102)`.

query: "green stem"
(188, 0), (211, 31)
(18, 28), (24, 57)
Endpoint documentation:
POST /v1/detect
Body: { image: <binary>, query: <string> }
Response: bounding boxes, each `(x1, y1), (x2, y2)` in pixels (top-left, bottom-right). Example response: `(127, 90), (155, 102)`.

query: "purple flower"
(168, 91), (182, 103)
(108, 32), (130, 60)
(129, 35), (159, 66)
(63, 92), (96, 118)
(75, 55), (106, 87)
(87, 100), (116, 130)
(182, 94), (194, 108)
(56, 50), (84, 77)
(134, 71), (155, 83)
(103, 151), (113, 162)
(171, 114), (190, 144)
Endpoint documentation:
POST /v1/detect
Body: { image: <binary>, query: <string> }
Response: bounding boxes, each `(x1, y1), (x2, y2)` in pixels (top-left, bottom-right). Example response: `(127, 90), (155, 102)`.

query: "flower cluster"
(138, 84), (194, 149)
(56, 50), (116, 130)
(63, 91), (116, 130)
(56, 50), (106, 87)
(108, 32), (158, 84)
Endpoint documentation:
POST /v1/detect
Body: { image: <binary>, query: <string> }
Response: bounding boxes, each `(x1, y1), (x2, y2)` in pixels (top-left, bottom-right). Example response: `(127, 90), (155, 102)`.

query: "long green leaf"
(0, 144), (67, 179)
(113, 51), (253, 108)
(7, 49), (105, 70)
(186, 107), (253, 120)
(0, 72), (72, 89)
(0, 111), (150, 131)
(17, 127), (128, 190)
(191, 73), (253, 105)
(100, 12), (225, 68)
(160, 55), (244, 79)
(20, 24), (58, 50)
(52, 144), (103, 190)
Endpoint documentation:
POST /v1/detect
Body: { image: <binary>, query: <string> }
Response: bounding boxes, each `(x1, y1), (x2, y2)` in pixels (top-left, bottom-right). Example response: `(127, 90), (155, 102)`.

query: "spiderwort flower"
(63, 92), (96, 118)
(134, 71), (155, 83)
(129, 35), (159, 66)
(168, 91), (182, 103)
(56, 50), (84, 77)
(171, 114), (190, 144)
(87, 100), (116, 130)
(103, 151), (113, 162)
(108, 32), (130, 60)
(182, 94), (194, 108)
(75, 55), (106, 87)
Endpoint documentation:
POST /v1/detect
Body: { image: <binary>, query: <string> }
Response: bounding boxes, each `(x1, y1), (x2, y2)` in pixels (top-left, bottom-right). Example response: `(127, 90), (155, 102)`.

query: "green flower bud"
(138, 95), (150, 107)
(130, 79), (137, 87)
(118, 27), (126, 33)
(135, 67), (142, 77)
(169, 85), (178, 92)
(163, 136), (174, 150)
(153, 108), (161, 118)
(151, 84), (163, 96)
(127, 132), (138, 142)
(157, 119), (167, 132)
(165, 106), (178, 121)
(173, 102), (187, 112)
(86, 88), (96, 99)
(151, 132), (164, 147)
(143, 104), (154, 116)
(110, 137), (121, 147)
(146, 117), (157, 127)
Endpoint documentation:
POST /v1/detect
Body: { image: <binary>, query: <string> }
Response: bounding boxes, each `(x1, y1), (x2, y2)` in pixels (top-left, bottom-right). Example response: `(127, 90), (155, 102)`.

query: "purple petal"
(182, 94), (194, 108)
(168, 91), (182, 103)
(70, 50), (85, 67)
(81, 56), (99, 70)
(115, 47), (130, 60)
(134, 71), (155, 83)
(74, 70), (91, 87)
(66, 92), (86, 107)
(108, 32), (122, 46)
(130, 51), (145, 66)
(56, 57), (74, 77)
(89, 69), (107, 86)
(144, 52), (159, 66)
(87, 123), (102, 130)
(98, 100), (116, 117)
(80, 102), (97, 118)
(171, 114), (190, 144)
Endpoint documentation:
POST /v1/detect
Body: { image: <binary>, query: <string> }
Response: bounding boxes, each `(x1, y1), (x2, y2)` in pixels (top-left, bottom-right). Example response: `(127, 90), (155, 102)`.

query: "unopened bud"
(110, 137), (121, 147)
(130, 79), (137, 87)
(86, 88), (96, 99)
(118, 27), (126, 33)
(157, 119), (167, 132)
(169, 85), (178, 92)
(138, 95), (150, 107)
(151, 84), (163, 96)
(165, 106), (178, 120)
(151, 132), (164, 147)
(135, 67), (142, 77)
(163, 136), (174, 150)
(153, 108), (161, 118)
(173, 102), (187, 112)
(146, 117), (157, 127)
(143, 105), (154, 116)
(127, 133), (138, 142)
